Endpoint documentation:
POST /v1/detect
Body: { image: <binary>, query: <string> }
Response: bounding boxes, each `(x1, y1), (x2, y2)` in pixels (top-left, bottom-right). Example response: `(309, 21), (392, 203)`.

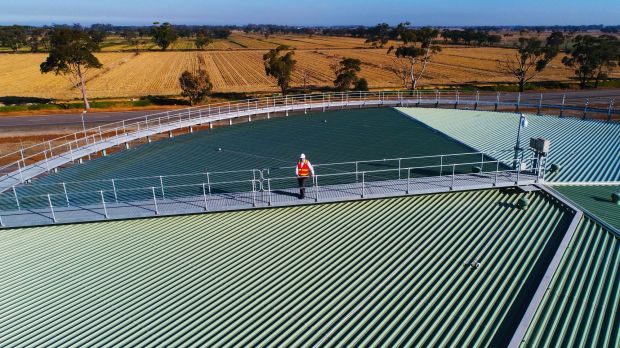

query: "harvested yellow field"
(1, 45), (617, 100)
(228, 34), (277, 49)
(0, 52), (136, 98)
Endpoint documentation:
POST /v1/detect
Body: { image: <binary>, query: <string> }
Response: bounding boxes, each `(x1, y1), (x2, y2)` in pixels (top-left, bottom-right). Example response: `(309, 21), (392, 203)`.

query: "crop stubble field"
(1, 33), (617, 100)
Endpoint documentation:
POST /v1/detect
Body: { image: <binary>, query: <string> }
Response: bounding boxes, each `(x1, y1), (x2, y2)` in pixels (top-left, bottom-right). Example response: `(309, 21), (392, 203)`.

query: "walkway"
(2, 90), (617, 194)
(0, 170), (538, 228)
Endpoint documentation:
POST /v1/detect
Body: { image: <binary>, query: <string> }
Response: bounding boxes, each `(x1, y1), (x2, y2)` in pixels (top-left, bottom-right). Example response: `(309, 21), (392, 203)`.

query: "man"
(295, 153), (314, 199)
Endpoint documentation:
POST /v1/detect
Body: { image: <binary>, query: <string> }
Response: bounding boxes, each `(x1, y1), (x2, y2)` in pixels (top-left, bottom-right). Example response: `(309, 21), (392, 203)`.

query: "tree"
(40, 28), (102, 109)
(365, 23), (391, 48)
(498, 36), (562, 92)
(179, 69), (213, 105)
(151, 22), (177, 50)
(195, 30), (213, 50)
(121, 29), (140, 51)
(301, 68), (310, 93)
(213, 28), (232, 39)
(263, 45), (296, 94)
(354, 78), (369, 91)
(387, 24), (442, 90)
(546, 31), (565, 48)
(563, 35), (620, 88)
(28, 28), (49, 52)
(487, 34), (502, 46)
(88, 28), (108, 47)
(0, 25), (27, 52)
(333, 58), (362, 91)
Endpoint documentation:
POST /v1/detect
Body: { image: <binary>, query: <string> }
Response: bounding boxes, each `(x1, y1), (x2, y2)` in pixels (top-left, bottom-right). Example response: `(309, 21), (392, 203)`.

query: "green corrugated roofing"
(5, 108), (498, 207)
(0, 189), (573, 347)
(555, 185), (620, 231)
(522, 216), (619, 347)
(397, 108), (620, 183)
(30, 108), (474, 185)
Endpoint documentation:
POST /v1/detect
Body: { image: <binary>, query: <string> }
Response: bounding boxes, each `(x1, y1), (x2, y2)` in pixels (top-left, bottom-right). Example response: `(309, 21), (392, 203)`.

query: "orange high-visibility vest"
(298, 160), (310, 177)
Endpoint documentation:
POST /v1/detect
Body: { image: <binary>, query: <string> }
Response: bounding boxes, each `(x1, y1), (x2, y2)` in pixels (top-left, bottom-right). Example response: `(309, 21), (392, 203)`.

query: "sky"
(0, 0), (618, 26)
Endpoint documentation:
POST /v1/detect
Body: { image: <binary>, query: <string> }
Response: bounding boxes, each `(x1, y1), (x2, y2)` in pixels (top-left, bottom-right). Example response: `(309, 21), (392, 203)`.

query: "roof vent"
(516, 197), (530, 210)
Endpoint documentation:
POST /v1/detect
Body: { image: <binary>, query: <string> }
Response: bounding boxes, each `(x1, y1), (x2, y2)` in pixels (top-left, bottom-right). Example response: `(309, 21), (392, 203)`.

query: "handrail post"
(13, 186), (20, 211)
(47, 194), (57, 223)
(516, 92), (521, 113)
(440, 155), (444, 176)
(361, 171), (365, 198)
(207, 172), (211, 195)
(608, 98), (614, 122)
(398, 158), (401, 179)
(355, 161), (359, 182)
(159, 176), (165, 200)
(252, 180), (257, 207)
(100, 190), (108, 219)
(406, 167), (410, 194)
(17, 160), (24, 183)
(63, 182), (69, 206)
(111, 179), (118, 203)
(495, 92), (499, 111)
(152, 187), (159, 215)
(202, 183), (208, 211)
(582, 98), (589, 120)
(267, 179), (272, 206)
(516, 159), (521, 184)
(44, 149), (49, 172)
(0, 213), (4, 227)
(537, 93), (543, 115)
(314, 175), (319, 202)
(451, 164), (456, 190)
(474, 91), (479, 110)
(559, 94), (565, 117)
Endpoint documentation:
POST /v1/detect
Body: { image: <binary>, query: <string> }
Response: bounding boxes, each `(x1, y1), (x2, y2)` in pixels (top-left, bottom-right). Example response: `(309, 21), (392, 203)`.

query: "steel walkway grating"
(0, 172), (537, 228)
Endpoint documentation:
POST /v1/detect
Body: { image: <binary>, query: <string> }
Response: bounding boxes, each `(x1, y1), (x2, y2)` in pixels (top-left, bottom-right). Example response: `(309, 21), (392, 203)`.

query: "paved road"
(0, 89), (618, 128)
(0, 109), (169, 128)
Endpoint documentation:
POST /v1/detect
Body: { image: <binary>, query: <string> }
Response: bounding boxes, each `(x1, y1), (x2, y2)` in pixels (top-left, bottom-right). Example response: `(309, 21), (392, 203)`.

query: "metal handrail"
(1, 154), (540, 211)
(11, 168), (260, 189)
(1, 90), (615, 190)
(1, 90), (616, 166)
(6, 151), (514, 195)
(261, 150), (518, 174)
(266, 157), (535, 182)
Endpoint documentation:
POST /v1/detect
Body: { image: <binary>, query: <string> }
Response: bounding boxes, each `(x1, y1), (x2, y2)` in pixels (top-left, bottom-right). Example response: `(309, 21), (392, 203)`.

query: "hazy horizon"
(1, 0), (618, 27)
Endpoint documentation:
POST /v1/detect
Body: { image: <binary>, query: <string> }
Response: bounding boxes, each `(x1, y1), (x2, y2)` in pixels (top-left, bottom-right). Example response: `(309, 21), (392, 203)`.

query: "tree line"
(0, 23), (233, 52)
(5, 23), (619, 110)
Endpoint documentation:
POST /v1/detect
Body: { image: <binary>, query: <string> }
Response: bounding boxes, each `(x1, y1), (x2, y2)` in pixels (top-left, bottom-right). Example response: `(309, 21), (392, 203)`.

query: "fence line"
(0, 90), (613, 193)
(0, 153), (545, 228)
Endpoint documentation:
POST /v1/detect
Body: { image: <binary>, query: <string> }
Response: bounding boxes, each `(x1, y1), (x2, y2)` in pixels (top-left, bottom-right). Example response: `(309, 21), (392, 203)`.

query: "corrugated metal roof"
(0, 189), (572, 347)
(522, 216), (619, 347)
(555, 185), (620, 231)
(397, 108), (620, 183)
(25, 108), (473, 186)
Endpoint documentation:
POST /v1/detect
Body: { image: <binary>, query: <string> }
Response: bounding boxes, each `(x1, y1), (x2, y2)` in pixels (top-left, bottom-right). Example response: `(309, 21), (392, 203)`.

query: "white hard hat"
(300, 153), (306, 159)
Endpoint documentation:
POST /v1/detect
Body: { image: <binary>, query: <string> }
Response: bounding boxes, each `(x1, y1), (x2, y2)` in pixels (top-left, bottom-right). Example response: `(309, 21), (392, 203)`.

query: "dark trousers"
(297, 177), (308, 198)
